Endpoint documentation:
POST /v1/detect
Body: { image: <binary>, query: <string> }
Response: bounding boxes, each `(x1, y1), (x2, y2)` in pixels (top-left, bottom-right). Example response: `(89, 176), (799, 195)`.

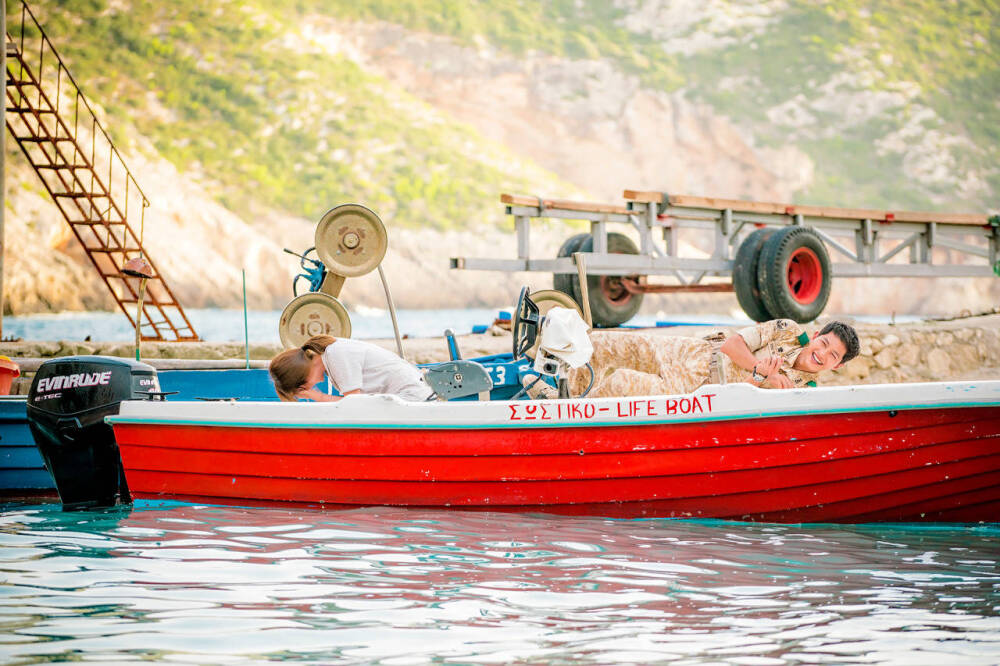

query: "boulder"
(881, 333), (901, 347)
(925, 348), (952, 378)
(895, 343), (920, 366)
(873, 348), (895, 370)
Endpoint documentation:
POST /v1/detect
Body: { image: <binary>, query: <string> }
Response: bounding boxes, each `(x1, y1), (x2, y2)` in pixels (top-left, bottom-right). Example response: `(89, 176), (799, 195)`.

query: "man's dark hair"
(819, 321), (860, 364)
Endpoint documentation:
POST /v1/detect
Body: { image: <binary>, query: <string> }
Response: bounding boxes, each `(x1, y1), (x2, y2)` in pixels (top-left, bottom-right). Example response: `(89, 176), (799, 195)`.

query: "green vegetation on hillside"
(10, 0), (577, 227)
(290, 0), (999, 211)
(683, 0), (1000, 208)
(9, 0), (997, 222)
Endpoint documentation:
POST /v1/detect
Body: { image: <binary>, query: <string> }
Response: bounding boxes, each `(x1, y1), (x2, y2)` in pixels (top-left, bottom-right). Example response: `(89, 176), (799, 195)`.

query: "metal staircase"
(5, 0), (198, 341)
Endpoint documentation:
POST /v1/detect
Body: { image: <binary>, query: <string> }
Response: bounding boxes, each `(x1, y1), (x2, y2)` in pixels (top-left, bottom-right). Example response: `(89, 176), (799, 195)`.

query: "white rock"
(874, 348), (895, 370)
(925, 348), (952, 377)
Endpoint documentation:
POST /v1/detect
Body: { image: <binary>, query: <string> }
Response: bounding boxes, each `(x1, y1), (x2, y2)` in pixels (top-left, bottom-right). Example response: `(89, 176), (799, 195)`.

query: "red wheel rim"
(600, 276), (632, 305)
(786, 247), (823, 304)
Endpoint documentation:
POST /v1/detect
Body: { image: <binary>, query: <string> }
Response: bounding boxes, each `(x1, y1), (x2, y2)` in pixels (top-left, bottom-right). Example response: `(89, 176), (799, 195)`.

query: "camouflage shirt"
(569, 319), (817, 399)
(717, 318), (818, 388)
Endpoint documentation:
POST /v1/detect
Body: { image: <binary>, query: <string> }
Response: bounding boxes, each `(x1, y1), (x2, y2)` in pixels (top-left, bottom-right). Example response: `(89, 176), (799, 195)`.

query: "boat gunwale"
(108, 398), (1000, 430)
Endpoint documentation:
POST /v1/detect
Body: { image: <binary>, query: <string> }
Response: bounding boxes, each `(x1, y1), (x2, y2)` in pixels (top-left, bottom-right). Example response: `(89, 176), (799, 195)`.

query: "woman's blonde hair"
(269, 335), (335, 401)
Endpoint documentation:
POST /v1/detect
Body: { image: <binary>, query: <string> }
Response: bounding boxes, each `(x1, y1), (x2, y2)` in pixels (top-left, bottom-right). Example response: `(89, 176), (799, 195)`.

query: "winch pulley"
(278, 204), (392, 350)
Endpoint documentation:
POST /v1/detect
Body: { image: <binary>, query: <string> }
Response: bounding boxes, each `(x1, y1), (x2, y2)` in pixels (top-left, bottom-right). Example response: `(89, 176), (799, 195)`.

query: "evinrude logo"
(36, 371), (113, 393)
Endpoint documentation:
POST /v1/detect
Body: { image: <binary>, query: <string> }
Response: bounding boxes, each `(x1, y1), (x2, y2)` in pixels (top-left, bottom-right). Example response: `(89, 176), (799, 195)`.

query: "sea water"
(1, 501), (998, 664)
(2, 308), (917, 343)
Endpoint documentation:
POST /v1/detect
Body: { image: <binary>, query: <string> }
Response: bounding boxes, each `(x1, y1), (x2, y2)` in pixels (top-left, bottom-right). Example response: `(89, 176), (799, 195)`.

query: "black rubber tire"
(575, 233), (644, 328)
(732, 228), (777, 322)
(553, 232), (590, 298)
(756, 226), (832, 323)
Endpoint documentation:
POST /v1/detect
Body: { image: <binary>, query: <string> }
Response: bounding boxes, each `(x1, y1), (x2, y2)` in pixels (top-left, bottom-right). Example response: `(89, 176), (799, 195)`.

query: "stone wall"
(3, 315), (999, 394)
(824, 315), (1000, 385)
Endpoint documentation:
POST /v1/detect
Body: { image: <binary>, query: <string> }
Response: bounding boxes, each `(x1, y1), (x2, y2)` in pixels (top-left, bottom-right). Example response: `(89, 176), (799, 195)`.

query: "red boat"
(104, 381), (1000, 523)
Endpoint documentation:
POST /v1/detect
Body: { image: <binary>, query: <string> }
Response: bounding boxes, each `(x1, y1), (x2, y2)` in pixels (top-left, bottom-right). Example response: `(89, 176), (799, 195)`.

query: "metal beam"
(453, 254), (997, 278)
(1, 0), (6, 339)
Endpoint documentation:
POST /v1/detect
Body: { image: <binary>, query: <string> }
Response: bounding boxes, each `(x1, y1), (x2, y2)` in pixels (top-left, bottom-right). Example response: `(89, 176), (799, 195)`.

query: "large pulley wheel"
(553, 232), (590, 298)
(278, 292), (352, 348)
(733, 228), (777, 322)
(575, 233), (644, 328)
(756, 226), (832, 323)
(315, 204), (388, 277)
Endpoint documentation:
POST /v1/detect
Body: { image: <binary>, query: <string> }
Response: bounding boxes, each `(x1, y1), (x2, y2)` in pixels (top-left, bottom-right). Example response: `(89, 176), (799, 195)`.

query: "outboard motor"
(26, 356), (159, 510)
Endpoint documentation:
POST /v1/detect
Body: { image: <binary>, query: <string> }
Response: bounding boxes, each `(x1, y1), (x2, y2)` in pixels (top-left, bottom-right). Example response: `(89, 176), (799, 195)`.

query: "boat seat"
(424, 360), (494, 401)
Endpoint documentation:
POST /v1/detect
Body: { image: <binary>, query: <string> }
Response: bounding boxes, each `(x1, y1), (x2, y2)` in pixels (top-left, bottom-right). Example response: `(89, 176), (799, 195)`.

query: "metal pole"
(242, 269), (249, 369)
(377, 265), (405, 360)
(134, 280), (146, 361)
(1, 0), (7, 339)
(573, 252), (593, 329)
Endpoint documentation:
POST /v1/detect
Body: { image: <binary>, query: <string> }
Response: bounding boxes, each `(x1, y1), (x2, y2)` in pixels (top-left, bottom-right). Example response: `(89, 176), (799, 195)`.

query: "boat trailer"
(451, 191), (1000, 327)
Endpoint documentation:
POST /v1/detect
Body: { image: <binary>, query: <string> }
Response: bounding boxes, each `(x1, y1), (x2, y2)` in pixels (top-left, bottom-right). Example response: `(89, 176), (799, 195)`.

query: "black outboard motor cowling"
(27, 356), (158, 510)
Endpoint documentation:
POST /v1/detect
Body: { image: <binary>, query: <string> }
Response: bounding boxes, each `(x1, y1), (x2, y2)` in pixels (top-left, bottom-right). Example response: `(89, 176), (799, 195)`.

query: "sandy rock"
(869, 338), (884, 354)
(935, 332), (955, 346)
(837, 356), (871, 382)
(925, 348), (952, 378)
(949, 344), (980, 372)
(873, 348), (895, 370)
(895, 343), (920, 366)
(954, 328), (974, 342)
(881, 334), (901, 347)
(56, 341), (98, 357)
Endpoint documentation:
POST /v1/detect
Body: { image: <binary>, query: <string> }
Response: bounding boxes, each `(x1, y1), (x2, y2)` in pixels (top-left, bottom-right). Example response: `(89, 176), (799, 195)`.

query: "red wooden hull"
(112, 405), (1000, 522)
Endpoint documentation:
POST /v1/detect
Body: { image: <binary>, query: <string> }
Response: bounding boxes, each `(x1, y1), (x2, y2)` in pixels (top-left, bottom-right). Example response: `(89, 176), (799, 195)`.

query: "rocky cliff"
(3, 0), (997, 319)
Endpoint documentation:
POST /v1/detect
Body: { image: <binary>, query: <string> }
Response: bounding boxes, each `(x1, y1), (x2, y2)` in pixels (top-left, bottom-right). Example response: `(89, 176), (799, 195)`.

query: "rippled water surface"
(1, 502), (998, 665)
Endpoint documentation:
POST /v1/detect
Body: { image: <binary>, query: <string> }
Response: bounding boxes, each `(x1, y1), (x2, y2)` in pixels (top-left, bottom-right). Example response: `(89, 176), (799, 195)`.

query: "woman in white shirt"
(269, 335), (433, 402)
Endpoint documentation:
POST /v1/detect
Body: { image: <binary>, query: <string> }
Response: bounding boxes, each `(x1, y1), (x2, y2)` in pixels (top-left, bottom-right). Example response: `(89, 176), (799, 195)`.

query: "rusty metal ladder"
(4, 0), (198, 341)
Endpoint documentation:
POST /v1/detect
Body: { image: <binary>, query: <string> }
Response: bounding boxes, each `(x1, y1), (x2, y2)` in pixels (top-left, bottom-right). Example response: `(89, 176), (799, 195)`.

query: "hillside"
(3, 0), (998, 317)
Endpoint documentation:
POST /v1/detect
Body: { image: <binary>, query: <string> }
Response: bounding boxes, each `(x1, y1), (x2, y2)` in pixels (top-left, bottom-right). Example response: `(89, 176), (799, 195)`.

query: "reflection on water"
(1, 502), (998, 664)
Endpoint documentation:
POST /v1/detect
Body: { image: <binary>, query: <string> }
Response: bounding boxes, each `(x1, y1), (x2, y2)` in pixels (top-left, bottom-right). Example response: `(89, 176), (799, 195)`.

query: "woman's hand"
(753, 357), (793, 389)
(295, 387), (339, 402)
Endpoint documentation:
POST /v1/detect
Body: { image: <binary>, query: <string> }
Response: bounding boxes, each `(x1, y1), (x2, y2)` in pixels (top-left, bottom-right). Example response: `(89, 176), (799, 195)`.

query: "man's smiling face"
(795, 332), (848, 373)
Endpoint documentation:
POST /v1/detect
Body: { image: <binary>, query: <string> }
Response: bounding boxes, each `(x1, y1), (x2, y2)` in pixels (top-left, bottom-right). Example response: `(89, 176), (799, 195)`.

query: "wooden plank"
(892, 210), (990, 225)
(500, 193), (630, 215)
(500, 193), (543, 207)
(666, 194), (788, 215)
(784, 203), (890, 220)
(646, 192), (990, 226)
(622, 190), (663, 203)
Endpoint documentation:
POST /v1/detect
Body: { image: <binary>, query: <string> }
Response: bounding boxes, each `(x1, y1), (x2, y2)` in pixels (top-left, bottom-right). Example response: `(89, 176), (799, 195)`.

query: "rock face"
(827, 315), (1000, 385)
(2, 14), (997, 320)
(306, 18), (810, 204)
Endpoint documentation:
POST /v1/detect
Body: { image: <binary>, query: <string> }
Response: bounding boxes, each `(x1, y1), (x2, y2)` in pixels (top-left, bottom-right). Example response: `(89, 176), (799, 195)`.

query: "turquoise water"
(2, 308), (506, 343)
(1, 501), (998, 664)
(3, 308), (913, 343)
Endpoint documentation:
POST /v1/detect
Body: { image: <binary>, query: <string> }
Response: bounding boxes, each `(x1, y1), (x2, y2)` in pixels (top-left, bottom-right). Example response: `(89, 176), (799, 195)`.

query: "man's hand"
(754, 356), (793, 389)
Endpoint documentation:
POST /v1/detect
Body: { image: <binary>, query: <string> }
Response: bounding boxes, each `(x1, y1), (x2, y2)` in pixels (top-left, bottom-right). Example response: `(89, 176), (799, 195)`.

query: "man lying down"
(562, 319), (860, 399)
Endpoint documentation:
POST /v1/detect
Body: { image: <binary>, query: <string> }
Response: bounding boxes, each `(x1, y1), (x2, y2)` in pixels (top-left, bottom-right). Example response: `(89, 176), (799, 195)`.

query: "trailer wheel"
(553, 233), (590, 298)
(733, 228), (777, 322)
(576, 233), (644, 327)
(756, 226), (831, 323)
